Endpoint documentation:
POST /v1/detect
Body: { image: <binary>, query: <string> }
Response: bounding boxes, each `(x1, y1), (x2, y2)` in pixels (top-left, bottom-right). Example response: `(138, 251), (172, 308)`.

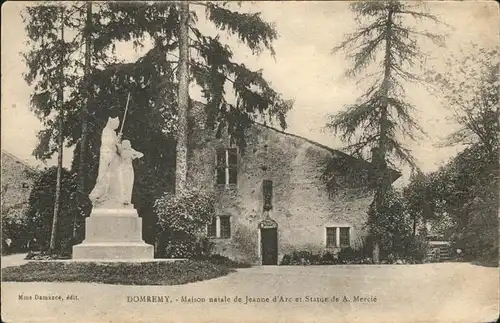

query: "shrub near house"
(154, 189), (215, 258)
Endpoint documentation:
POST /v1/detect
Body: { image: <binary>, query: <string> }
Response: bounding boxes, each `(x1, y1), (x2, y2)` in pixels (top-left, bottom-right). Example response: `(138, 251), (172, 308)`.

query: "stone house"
(1, 150), (37, 216)
(187, 106), (400, 265)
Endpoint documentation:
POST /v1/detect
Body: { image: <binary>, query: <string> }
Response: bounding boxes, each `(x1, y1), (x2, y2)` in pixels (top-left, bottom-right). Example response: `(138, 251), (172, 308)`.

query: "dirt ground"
(1, 258), (498, 323)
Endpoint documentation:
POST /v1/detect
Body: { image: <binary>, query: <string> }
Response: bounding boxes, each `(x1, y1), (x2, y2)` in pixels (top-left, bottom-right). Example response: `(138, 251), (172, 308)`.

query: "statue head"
(122, 140), (132, 149)
(107, 117), (120, 130)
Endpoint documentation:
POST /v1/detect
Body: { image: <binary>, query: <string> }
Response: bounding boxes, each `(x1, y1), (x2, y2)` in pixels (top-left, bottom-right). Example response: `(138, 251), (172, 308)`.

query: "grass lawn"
(1, 260), (235, 285)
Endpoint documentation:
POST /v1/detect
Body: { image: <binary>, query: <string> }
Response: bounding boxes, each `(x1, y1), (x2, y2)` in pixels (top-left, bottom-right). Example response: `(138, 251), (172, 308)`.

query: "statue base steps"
(72, 242), (154, 260)
(72, 208), (154, 260)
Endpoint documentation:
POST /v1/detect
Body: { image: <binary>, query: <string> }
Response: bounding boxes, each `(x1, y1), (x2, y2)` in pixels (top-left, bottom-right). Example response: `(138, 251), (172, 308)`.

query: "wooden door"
(261, 228), (278, 265)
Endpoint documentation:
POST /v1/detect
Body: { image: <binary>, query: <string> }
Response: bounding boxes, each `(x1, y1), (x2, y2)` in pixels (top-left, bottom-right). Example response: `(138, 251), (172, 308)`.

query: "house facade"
(186, 107), (400, 265)
(1, 150), (38, 252)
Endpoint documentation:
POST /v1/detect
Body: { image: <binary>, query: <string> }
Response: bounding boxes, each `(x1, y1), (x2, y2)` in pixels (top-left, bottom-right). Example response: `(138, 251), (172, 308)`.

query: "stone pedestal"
(72, 208), (154, 260)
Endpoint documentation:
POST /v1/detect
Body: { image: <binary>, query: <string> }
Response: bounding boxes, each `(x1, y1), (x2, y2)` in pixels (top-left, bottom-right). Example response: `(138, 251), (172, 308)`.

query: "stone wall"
(187, 108), (375, 264)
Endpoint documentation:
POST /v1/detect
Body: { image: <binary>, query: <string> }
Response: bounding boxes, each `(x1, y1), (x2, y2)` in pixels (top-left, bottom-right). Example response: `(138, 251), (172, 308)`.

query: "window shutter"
(227, 148), (238, 184)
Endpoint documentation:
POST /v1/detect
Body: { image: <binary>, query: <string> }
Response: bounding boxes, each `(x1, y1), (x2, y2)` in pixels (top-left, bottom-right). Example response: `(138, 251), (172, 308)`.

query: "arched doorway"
(259, 218), (278, 265)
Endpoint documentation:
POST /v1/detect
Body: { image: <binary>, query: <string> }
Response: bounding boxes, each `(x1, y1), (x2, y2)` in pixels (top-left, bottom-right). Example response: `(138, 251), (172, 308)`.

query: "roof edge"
(252, 122), (402, 182)
(1, 150), (37, 170)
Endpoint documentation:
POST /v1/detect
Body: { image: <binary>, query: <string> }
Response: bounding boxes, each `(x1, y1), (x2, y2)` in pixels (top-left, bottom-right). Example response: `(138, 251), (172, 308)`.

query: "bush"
(337, 247), (361, 263)
(16, 167), (82, 255)
(2, 211), (30, 255)
(280, 242), (374, 266)
(320, 252), (336, 265)
(279, 251), (321, 265)
(367, 189), (429, 263)
(24, 250), (71, 260)
(279, 249), (362, 265)
(197, 254), (252, 268)
(404, 235), (429, 263)
(154, 189), (215, 259)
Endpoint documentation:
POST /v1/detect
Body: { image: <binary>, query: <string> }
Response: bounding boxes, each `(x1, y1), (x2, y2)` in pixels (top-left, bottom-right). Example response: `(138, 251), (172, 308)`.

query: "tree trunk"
(412, 214), (417, 237)
(371, 8), (394, 264)
(73, 2), (92, 241)
(49, 7), (65, 254)
(175, 1), (190, 194)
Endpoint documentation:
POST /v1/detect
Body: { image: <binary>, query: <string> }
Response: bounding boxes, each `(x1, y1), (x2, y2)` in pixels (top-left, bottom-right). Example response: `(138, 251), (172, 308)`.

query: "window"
(207, 217), (217, 238)
(263, 180), (273, 211)
(220, 216), (231, 239)
(326, 227), (337, 248)
(339, 227), (350, 247)
(326, 227), (351, 248)
(207, 216), (231, 239)
(216, 148), (237, 185)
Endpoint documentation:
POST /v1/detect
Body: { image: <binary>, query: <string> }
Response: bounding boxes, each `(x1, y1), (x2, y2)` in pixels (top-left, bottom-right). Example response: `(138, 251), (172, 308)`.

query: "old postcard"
(1, 1), (499, 322)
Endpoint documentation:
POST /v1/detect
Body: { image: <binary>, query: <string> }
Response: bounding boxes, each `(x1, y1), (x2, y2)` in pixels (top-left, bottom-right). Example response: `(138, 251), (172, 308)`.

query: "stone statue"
(116, 140), (143, 206)
(89, 116), (143, 208)
(73, 97), (154, 261)
(89, 117), (120, 206)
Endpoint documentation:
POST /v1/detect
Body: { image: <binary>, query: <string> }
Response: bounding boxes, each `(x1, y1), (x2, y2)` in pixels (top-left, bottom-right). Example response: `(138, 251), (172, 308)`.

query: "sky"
(1, 1), (499, 185)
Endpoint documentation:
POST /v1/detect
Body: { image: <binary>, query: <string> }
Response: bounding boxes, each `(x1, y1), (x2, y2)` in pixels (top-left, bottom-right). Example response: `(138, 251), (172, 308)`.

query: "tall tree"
(49, 6), (66, 254)
(73, 1), (93, 239)
(93, 2), (293, 190)
(187, 2), (293, 148)
(23, 3), (114, 248)
(176, 2), (190, 194)
(326, 1), (444, 263)
(22, 4), (70, 253)
(23, 3), (106, 162)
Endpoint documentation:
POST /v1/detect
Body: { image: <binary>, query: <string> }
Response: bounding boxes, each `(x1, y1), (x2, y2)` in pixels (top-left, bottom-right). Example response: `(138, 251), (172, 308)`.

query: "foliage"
(280, 251), (321, 265)
(367, 189), (429, 262)
(403, 172), (441, 235)
(154, 189), (216, 258)
(337, 247), (366, 263)
(424, 45), (498, 265)
(1, 183), (28, 254)
(24, 167), (80, 254)
(188, 2), (293, 150)
(2, 212), (30, 255)
(428, 144), (499, 263)
(1, 167), (40, 254)
(197, 254), (252, 268)
(22, 3), (114, 161)
(25, 250), (71, 260)
(1, 260), (234, 285)
(280, 241), (373, 265)
(427, 45), (499, 156)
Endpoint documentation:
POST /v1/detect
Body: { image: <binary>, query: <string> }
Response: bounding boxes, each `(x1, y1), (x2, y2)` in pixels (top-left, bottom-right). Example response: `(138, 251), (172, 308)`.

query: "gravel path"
(2, 262), (498, 323)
